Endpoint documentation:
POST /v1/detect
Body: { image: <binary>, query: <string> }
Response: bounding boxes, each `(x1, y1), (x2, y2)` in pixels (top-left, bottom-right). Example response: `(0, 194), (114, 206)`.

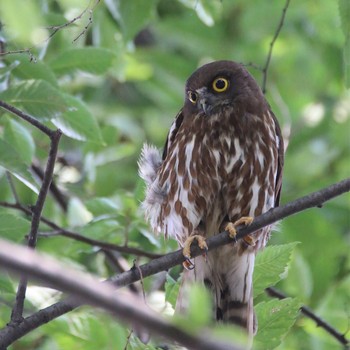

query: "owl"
(139, 60), (284, 337)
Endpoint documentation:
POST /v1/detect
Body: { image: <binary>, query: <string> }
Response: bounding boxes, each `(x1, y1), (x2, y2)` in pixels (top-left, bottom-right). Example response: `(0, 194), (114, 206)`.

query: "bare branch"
(0, 178), (348, 347)
(261, 0), (291, 93)
(266, 287), (349, 347)
(10, 129), (62, 324)
(31, 163), (68, 213)
(0, 240), (243, 350)
(0, 100), (54, 137)
(110, 178), (350, 288)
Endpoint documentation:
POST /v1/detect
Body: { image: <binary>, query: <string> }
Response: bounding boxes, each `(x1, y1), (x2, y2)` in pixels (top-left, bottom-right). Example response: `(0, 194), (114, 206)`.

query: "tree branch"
(0, 178), (348, 348)
(110, 178), (350, 288)
(261, 0), (291, 93)
(266, 287), (349, 347)
(0, 240), (242, 350)
(0, 100), (55, 137)
(0, 201), (162, 259)
(31, 162), (68, 212)
(9, 129), (62, 324)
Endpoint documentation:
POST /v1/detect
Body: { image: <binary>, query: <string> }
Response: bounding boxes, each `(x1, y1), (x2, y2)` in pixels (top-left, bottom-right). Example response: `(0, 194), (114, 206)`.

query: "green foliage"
(0, 0), (348, 349)
(50, 48), (117, 75)
(255, 298), (301, 350)
(0, 139), (38, 192)
(0, 80), (68, 119)
(165, 274), (180, 309)
(253, 243), (298, 298)
(0, 211), (31, 241)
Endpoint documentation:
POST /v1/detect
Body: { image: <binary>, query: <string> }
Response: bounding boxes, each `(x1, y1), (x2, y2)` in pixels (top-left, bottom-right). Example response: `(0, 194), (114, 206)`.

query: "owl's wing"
(162, 109), (184, 160)
(272, 112), (284, 206)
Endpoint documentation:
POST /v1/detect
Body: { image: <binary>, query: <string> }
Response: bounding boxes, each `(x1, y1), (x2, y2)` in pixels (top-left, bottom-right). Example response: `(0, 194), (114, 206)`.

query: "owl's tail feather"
(218, 250), (257, 337)
(219, 291), (256, 336)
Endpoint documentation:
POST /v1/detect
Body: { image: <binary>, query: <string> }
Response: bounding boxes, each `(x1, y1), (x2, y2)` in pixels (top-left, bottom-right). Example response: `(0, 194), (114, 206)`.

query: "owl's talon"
(183, 258), (195, 270)
(182, 235), (208, 269)
(243, 234), (256, 246)
(225, 216), (254, 240)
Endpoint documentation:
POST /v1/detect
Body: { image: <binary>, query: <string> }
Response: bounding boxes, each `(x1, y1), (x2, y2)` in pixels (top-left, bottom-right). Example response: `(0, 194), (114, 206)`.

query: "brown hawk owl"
(139, 60), (284, 336)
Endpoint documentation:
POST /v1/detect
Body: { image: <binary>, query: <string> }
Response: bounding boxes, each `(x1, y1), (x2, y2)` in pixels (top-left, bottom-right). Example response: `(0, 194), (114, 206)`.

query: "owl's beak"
(199, 98), (210, 115)
(196, 89), (212, 116)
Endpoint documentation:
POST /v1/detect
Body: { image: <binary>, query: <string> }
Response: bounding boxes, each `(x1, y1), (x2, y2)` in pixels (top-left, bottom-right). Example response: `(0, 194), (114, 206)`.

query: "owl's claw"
(225, 216), (255, 246)
(182, 235), (208, 269)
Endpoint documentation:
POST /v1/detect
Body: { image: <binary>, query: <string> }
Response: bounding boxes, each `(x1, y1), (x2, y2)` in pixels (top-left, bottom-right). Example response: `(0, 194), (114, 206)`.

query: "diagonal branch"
(0, 178), (348, 348)
(0, 239), (243, 350)
(266, 287), (349, 347)
(0, 100), (54, 137)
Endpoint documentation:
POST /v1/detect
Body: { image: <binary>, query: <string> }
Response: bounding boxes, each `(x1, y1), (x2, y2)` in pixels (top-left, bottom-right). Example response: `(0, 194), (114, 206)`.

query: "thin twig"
(123, 329), (134, 350)
(0, 100), (54, 137)
(261, 0), (291, 93)
(0, 0), (101, 58)
(133, 260), (147, 304)
(0, 178), (348, 348)
(0, 201), (162, 259)
(266, 287), (349, 347)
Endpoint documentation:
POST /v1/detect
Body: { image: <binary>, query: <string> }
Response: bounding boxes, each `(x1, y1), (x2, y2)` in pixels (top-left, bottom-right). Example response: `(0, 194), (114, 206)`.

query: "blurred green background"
(0, 0), (349, 349)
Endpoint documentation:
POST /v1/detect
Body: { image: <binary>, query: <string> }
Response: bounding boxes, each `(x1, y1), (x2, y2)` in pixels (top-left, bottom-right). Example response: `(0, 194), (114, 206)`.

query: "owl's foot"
(182, 235), (208, 270)
(225, 216), (255, 246)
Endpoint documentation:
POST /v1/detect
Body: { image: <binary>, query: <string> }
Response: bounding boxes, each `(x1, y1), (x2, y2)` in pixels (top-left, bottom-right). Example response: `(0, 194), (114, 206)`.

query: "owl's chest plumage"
(150, 108), (278, 246)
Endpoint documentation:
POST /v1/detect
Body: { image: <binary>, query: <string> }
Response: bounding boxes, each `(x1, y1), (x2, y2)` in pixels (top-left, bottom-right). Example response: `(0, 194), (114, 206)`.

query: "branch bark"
(0, 239), (242, 350)
(0, 178), (349, 348)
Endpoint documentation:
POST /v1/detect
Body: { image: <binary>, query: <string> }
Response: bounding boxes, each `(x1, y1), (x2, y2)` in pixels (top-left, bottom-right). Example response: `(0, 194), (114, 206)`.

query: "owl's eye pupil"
(215, 79), (225, 89)
(188, 91), (198, 104)
(212, 77), (229, 92)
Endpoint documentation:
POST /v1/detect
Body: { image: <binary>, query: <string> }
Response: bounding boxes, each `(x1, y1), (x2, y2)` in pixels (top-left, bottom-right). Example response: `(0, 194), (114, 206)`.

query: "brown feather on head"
(183, 60), (267, 117)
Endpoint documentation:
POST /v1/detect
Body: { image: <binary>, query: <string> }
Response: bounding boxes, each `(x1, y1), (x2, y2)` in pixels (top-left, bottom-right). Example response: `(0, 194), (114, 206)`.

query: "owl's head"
(183, 60), (265, 116)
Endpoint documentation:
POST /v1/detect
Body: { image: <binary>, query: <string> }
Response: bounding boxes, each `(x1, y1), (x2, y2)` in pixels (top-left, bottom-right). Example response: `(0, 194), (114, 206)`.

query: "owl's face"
(183, 60), (261, 116)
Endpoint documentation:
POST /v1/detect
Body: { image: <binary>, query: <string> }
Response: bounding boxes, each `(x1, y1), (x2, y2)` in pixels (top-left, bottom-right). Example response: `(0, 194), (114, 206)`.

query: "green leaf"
(85, 197), (119, 217)
(112, 0), (157, 41)
(3, 118), (35, 165)
(253, 243), (298, 298)
(165, 274), (180, 309)
(0, 80), (67, 120)
(0, 274), (15, 294)
(0, 211), (31, 242)
(50, 48), (117, 76)
(255, 298), (301, 349)
(77, 218), (120, 241)
(67, 197), (93, 227)
(52, 94), (103, 144)
(10, 55), (59, 87)
(187, 283), (212, 328)
(0, 138), (38, 193)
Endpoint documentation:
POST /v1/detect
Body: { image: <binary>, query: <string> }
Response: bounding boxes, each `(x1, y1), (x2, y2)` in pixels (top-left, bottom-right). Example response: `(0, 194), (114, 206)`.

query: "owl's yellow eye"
(212, 77), (229, 92)
(188, 91), (198, 104)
